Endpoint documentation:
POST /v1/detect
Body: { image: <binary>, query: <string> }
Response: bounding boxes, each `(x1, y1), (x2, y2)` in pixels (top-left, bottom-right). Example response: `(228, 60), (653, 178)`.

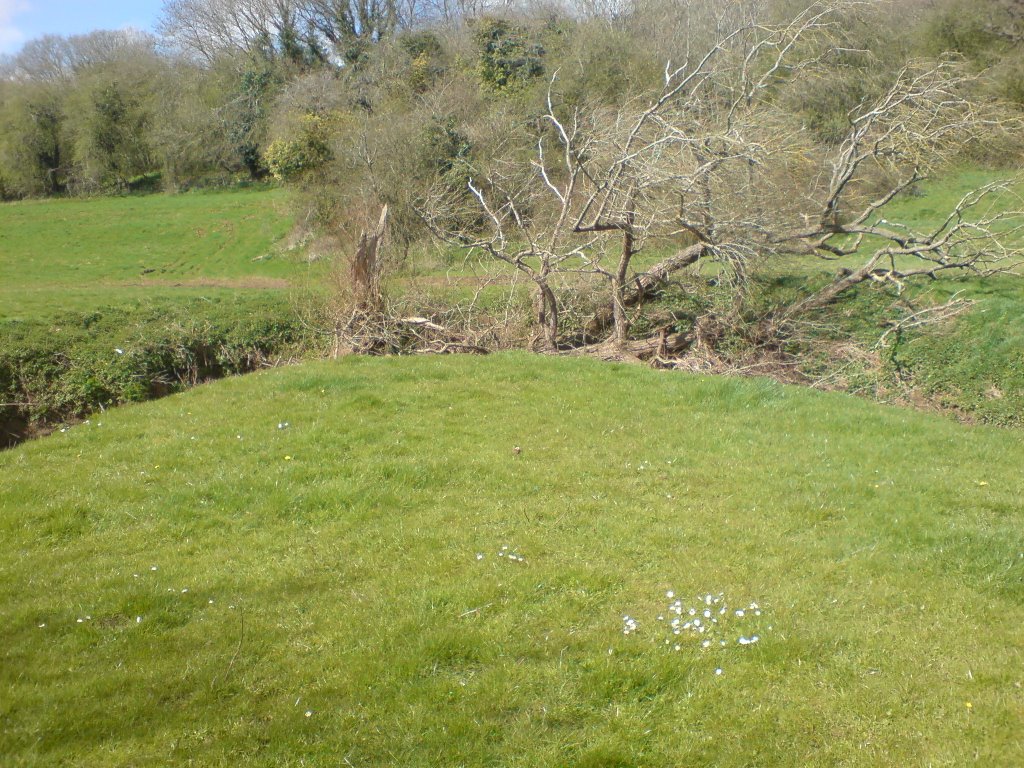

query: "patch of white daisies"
(621, 591), (772, 676)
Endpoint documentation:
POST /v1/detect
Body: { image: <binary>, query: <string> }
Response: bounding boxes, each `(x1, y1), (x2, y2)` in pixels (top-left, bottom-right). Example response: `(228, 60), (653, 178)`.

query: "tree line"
(0, 0), (1020, 200)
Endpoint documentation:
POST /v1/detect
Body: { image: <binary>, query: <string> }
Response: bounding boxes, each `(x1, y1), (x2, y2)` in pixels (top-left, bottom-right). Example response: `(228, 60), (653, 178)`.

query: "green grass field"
(0, 188), (312, 321)
(1, 354), (1021, 766)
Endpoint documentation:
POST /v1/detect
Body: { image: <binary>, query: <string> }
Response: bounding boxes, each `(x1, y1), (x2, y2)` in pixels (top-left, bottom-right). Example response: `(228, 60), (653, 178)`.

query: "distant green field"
(0, 189), (313, 320)
(1, 354), (1021, 766)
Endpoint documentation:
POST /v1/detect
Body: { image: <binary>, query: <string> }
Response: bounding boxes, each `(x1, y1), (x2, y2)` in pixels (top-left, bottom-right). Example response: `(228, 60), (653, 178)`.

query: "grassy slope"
(794, 170), (1024, 425)
(0, 189), (310, 321)
(1, 354), (1021, 766)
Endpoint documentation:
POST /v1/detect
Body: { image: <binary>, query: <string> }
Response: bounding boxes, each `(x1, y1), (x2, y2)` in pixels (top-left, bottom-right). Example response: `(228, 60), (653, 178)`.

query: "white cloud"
(0, 0), (30, 55)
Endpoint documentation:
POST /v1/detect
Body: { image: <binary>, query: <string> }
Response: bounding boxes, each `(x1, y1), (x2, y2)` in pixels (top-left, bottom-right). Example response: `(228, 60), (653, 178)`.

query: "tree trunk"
(587, 243), (705, 339)
(611, 217), (636, 348)
(568, 328), (694, 361)
(534, 280), (559, 351)
(350, 205), (389, 312)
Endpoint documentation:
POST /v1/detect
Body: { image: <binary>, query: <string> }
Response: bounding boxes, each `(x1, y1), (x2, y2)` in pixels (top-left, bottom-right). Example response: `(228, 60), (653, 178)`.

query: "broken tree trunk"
(350, 205), (389, 313)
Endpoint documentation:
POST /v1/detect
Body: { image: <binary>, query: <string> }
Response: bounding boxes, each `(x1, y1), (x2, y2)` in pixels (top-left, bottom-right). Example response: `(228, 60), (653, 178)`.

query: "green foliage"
(0, 85), (68, 197)
(399, 30), (448, 93)
(226, 62), (282, 180)
(555, 23), (660, 108)
(789, 68), (873, 145)
(921, 1), (1000, 62)
(421, 117), (471, 179)
(918, 0), (1024, 107)
(265, 114), (333, 181)
(73, 79), (154, 189)
(0, 297), (305, 446)
(472, 18), (545, 93)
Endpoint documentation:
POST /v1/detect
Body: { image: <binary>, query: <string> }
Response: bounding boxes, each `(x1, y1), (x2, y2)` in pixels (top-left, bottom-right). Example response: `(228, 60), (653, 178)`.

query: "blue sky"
(0, 0), (165, 55)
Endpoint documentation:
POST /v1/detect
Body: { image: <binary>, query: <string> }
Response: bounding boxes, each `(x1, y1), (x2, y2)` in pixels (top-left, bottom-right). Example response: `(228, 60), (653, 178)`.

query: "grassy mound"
(1, 355), (1021, 766)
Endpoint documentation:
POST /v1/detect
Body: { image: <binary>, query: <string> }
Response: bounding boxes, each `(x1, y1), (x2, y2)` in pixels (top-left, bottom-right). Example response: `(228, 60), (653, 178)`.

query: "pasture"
(0, 188), (308, 321)
(1, 354), (1021, 765)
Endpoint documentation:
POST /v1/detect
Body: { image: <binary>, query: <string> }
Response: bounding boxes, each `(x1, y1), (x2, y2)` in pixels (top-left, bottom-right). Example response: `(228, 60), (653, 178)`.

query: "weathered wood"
(350, 205), (389, 311)
(567, 328), (694, 362)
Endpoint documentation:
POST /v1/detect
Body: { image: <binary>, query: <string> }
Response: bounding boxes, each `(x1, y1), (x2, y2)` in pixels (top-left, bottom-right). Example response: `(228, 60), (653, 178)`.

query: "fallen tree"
(420, 0), (1022, 362)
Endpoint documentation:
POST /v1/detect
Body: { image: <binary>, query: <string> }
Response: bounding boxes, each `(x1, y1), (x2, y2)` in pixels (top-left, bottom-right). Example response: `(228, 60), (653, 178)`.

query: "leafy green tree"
(472, 18), (545, 92)
(0, 83), (68, 196)
(74, 80), (154, 188)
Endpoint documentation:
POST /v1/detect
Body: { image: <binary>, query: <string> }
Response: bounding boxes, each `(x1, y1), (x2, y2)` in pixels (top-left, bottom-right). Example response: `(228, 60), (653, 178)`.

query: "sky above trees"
(0, 0), (163, 54)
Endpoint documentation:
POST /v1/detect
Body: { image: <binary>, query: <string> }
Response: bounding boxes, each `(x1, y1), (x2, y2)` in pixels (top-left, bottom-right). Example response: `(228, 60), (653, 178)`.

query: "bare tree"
(421, 0), (1023, 361)
(159, 0), (307, 63)
(300, 0), (404, 56)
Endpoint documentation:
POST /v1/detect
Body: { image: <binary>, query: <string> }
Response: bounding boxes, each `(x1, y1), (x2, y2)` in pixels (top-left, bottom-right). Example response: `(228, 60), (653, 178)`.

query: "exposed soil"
(114, 277), (293, 290)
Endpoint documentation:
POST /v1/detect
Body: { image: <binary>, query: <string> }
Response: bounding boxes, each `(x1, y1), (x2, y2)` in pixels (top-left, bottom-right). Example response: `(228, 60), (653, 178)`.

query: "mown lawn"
(1, 354), (1021, 766)
(0, 188), (316, 321)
